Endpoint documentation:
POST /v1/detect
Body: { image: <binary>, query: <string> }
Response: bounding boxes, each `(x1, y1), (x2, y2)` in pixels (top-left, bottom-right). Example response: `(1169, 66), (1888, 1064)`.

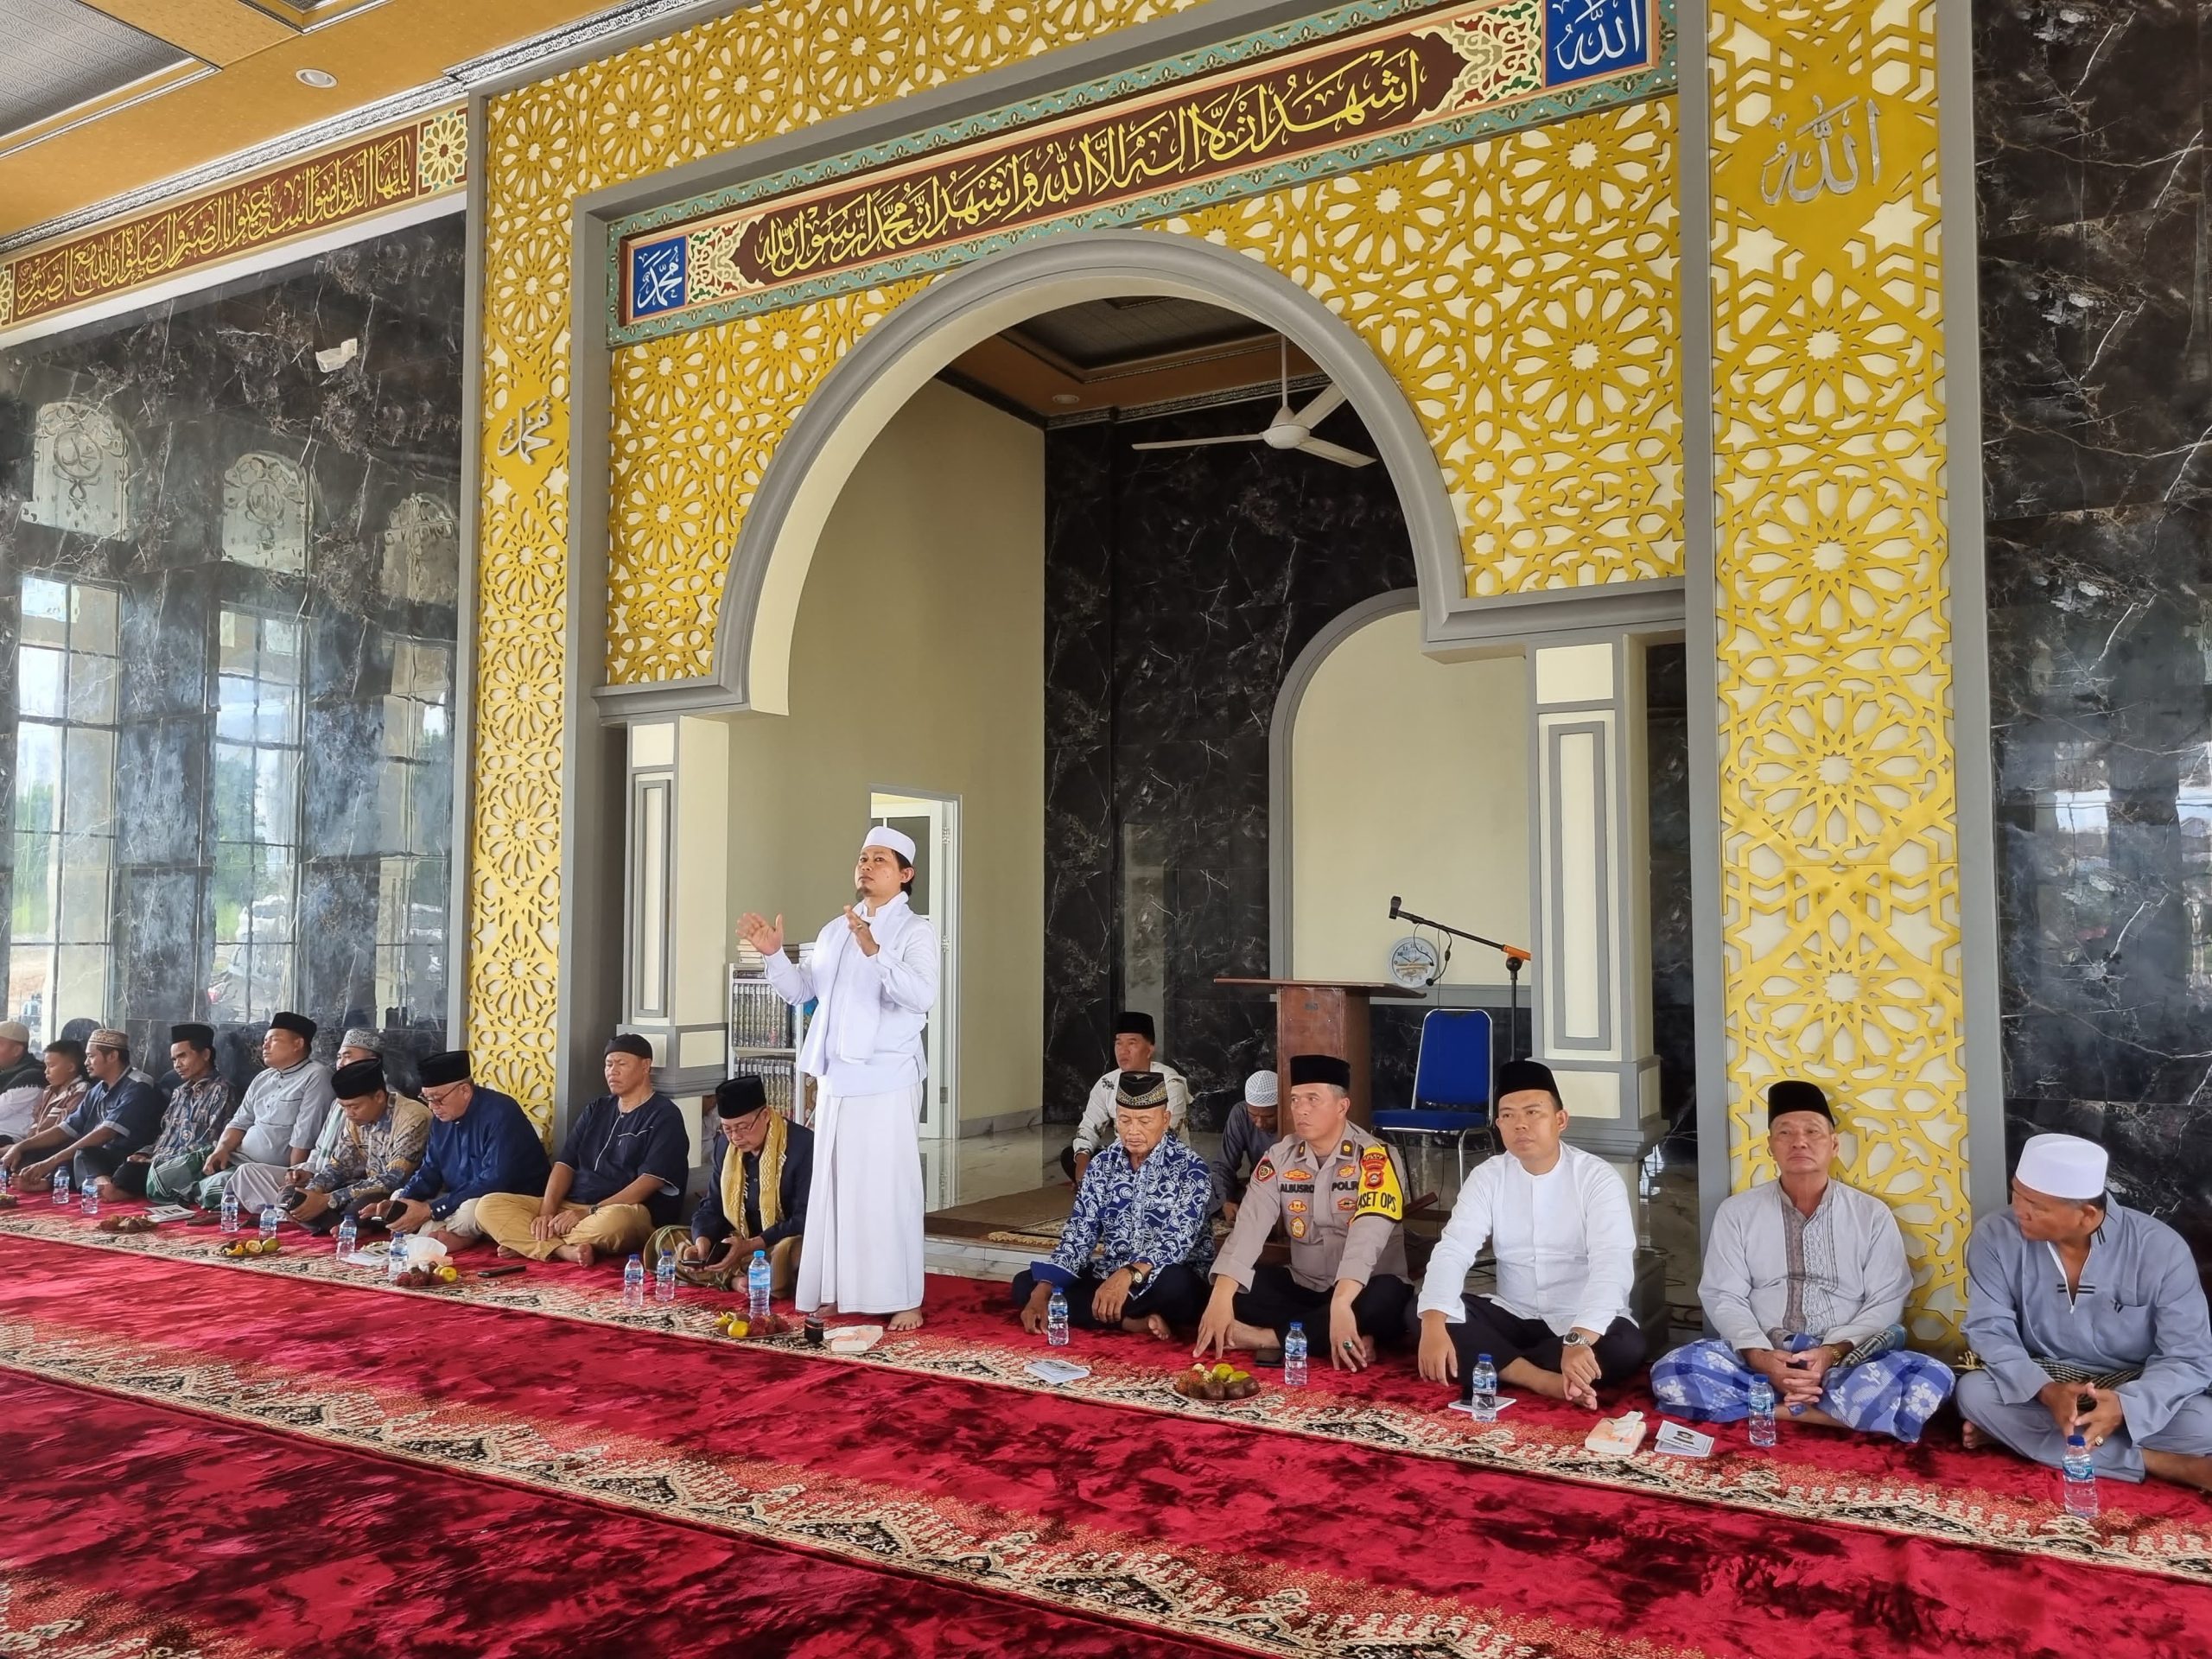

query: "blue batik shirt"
(1034, 1135), (1215, 1288)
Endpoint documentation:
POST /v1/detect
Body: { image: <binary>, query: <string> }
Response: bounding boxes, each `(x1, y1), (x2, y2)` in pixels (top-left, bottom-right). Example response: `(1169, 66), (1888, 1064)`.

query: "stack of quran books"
(727, 944), (812, 1122)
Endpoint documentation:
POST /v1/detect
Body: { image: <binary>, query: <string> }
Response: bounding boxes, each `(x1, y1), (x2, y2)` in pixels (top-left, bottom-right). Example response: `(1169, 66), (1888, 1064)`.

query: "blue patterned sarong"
(1649, 1330), (1955, 1444)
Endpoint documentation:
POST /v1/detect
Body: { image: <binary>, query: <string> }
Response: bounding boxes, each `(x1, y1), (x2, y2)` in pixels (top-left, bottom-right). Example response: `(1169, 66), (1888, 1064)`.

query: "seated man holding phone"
(365, 1049), (548, 1252)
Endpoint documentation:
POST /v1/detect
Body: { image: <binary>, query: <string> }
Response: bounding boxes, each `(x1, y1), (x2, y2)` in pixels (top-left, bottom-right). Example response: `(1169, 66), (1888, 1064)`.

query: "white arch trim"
(597, 230), (1464, 717)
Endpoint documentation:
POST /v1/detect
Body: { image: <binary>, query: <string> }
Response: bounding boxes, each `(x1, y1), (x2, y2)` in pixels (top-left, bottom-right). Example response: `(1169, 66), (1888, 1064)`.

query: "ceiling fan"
(1129, 337), (1375, 468)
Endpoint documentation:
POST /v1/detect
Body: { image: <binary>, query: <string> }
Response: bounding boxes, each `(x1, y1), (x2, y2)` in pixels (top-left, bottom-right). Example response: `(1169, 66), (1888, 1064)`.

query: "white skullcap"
(2014, 1134), (2108, 1202)
(1244, 1069), (1278, 1109)
(862, 825), (916, 861)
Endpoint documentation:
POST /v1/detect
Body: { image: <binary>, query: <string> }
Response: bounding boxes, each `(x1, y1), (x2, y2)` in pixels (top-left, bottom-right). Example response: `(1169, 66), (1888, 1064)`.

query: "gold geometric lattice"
(1154, 97), (1683, 597)
(471, 0), (1205, 1112)
(602, 101), (1687, 683)
(1708, 0), (1964, 1341)
(607, 283), (928, 679)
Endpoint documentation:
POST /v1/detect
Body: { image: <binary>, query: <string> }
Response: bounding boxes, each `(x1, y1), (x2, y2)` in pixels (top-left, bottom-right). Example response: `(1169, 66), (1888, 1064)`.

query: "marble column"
(1974, 0), (2212, 1261)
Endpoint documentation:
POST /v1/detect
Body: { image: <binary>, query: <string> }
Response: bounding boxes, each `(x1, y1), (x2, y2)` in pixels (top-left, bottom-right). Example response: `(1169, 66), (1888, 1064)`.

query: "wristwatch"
(1561, 1331), (1590, 1349)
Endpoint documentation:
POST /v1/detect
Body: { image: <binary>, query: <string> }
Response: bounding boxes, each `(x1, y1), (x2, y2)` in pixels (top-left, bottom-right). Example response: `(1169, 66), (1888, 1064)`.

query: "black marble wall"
(1042, 399), (1694, 1135)
(1975, 2), (2212, 1262)
(0, 219), (464, 1078)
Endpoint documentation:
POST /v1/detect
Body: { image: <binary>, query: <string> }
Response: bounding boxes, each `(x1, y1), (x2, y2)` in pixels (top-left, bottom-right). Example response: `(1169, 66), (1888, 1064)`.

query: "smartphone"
(477, 1264), (526, 1279)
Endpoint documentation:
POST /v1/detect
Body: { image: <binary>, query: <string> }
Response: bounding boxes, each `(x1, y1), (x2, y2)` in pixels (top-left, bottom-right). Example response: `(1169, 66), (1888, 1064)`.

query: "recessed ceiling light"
(296, 67), (338, 88)
(1051, 393), (1082, 406)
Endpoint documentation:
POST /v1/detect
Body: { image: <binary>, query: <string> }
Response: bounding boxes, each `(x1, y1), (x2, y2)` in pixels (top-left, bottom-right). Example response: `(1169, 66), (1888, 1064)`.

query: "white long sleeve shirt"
(1417, 1141), (1637, 1336)
(1700, 1178), (1912, 1352)
(761, 893), (938, 1097)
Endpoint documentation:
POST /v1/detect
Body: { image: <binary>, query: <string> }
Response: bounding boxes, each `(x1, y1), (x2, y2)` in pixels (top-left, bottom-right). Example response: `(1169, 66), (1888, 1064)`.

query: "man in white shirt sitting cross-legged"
(1414, 1058), (1643, 1410)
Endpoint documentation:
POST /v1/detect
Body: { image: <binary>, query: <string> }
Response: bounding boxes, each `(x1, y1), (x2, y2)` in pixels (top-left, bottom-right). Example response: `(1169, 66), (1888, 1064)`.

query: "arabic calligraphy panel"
(1708, 0), (1963, 1342)
(621, 0), (1673, 331)
(1, 114), (463, 333)
(23, 402), (130, 539)
(220, 452), (310, 574)
(1544, 0), (1652, 87)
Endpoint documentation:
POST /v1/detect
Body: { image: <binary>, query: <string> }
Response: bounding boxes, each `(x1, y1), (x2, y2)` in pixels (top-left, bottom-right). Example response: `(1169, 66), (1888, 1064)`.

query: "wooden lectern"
(1213, 978), (1425, 1128)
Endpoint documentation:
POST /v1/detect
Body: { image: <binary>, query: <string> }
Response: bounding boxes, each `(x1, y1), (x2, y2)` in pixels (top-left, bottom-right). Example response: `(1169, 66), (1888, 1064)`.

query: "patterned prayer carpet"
(5, 1208), (2212, 1656)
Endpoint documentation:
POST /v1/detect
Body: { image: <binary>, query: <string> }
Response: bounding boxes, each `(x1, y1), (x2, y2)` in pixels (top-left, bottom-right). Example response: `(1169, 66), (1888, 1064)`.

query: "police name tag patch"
(1354, 1147), (1403, 1221)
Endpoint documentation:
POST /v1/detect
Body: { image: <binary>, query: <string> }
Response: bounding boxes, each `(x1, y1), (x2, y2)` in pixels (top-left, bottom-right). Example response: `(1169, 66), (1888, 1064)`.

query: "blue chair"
(1371, 1008), (1495, 1185)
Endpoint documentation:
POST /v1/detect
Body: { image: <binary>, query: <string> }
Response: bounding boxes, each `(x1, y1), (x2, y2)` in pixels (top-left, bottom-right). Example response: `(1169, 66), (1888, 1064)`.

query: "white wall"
(1289, 608), (1529, 985)
(720, 381), (1044, 1124)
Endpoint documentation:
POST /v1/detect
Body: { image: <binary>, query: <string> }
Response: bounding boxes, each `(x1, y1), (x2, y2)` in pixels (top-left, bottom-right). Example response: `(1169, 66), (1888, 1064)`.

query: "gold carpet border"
(0, 1567), (275, 1659)
(0, 1316), (1643, 1659)
(6, 1211), (2208, 1585)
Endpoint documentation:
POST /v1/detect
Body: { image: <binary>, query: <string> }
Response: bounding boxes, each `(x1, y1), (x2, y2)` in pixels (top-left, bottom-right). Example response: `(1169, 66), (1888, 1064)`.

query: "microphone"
(1389, 894), (1402, 920)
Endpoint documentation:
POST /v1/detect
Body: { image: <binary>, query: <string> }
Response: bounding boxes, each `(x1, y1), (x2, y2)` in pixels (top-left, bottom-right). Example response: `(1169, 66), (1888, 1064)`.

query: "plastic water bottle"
(386, 1235), (409, 1281)
(1748, 1376), (1777, 1447)
(219, 1189), (239, 1236)
(1284, 1321), (1309, 1387)
(2063, 1433), (2100, 1518)
(654, 1249), (677, 1306)
(51, 1168), (72, 1208)
(80, 1176), (99, 1217)
(1046, 1287), (1070, 1346)
(623, 1253), (646, 1310)
(335, 1214), (358, 1259)
(1470, 1352), (1499, 1423)
(747, 1249), (772, 1321)
(258, 1204), (281, 1245)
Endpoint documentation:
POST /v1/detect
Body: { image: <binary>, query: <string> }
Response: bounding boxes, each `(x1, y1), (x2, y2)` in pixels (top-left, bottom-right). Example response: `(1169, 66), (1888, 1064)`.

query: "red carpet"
(8, 1218), (2212, 1656)
(2, 1370), (1220, 1658)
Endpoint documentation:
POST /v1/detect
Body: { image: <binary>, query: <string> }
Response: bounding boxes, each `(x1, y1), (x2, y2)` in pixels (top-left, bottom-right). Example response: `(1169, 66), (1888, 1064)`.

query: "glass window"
(8, 575), (121, 1041)
(373, 638), (453, 1024)
(207, 608), (306, 1023)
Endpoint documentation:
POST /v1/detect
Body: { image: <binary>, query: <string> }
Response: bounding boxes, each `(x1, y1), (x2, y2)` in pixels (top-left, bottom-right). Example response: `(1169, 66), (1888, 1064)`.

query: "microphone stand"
(1389, 896), (1532, 1061)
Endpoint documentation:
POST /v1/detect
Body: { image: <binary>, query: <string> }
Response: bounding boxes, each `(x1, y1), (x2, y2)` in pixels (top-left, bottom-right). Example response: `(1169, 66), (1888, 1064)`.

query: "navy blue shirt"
(691, 1117), (815, 1251)
(559, 1092), (690, 1224)
(397, 1085), (550, 1220)
(63, 1076), (164, 1156)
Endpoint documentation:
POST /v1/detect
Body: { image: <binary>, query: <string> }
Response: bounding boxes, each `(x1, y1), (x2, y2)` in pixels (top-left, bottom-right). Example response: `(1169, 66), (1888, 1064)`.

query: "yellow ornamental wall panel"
(601, 97), (1686, 686)
(1706, 0), (1966, 1339)
(1154, 97), (1681, 598)
(473, 0), (1208, 1116)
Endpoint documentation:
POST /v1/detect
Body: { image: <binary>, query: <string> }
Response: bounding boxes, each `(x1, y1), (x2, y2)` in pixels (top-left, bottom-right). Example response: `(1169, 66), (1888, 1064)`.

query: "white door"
(869, 791), (958, 1138)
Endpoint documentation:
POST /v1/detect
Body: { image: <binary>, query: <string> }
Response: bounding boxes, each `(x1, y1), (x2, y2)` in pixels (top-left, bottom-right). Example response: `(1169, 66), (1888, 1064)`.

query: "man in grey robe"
(1961, 1133), (2212, 1492)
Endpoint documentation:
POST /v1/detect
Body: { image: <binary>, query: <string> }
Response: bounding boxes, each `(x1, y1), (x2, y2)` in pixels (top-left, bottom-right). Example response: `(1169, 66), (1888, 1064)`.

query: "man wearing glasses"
(367, 1049), (549, 1254)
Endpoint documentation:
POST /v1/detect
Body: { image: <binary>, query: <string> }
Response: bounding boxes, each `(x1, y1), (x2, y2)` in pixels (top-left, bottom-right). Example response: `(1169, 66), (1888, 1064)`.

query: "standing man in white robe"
(741, 825), (938, 1332)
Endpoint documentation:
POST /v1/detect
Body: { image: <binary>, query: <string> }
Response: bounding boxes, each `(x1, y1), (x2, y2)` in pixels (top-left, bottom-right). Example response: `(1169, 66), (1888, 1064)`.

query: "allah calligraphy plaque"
(610, 0), (1669, 340)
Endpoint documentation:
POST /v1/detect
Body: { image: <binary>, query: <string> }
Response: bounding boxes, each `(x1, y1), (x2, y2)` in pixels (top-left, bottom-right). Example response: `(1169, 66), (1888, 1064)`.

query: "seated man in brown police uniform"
(1193, 1053), (1414, 1370)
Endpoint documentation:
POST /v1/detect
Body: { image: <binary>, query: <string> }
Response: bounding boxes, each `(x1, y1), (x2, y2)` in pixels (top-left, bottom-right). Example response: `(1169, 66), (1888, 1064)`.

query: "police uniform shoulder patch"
(1353, 1145), (1404, 1222)
(1252, 1158), (1275, 1184)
